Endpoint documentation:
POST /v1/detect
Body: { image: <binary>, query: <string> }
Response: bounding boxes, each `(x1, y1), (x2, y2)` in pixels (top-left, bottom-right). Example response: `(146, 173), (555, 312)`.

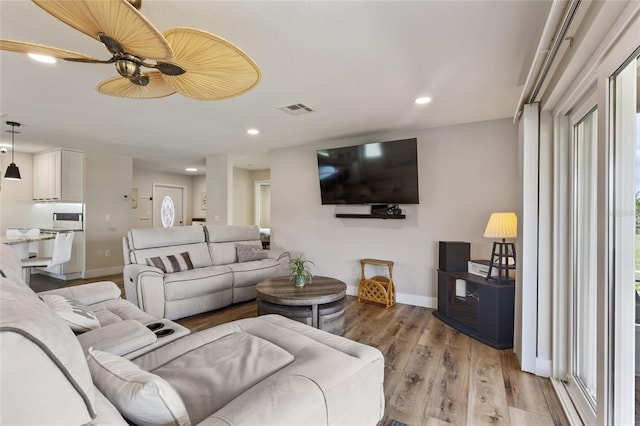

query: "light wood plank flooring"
(32, 273), (569, 426)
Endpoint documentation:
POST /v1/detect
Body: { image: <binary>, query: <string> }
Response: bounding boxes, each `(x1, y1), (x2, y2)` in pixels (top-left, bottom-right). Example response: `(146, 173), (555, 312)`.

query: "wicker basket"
(357, 259), (396, 309)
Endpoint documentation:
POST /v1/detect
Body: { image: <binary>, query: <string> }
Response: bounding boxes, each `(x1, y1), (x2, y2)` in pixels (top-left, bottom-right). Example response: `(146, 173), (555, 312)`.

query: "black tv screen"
(316, 138), (419, 205)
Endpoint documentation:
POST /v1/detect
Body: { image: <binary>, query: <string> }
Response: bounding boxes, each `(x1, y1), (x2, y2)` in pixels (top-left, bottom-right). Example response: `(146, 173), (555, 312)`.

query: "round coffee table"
(256, 276), (347, 335)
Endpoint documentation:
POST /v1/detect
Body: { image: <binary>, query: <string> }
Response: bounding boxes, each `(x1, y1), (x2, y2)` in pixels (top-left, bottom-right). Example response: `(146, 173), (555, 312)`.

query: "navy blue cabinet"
(434, 270), (514, 349)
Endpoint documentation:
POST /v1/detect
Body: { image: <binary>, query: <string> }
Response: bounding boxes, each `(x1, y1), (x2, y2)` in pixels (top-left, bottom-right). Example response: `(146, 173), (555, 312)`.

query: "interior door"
(153, 185), (184, 228)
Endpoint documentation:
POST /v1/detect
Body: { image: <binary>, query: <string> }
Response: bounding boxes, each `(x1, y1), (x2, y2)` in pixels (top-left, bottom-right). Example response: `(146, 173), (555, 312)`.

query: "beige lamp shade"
(483, 212), (517, 239)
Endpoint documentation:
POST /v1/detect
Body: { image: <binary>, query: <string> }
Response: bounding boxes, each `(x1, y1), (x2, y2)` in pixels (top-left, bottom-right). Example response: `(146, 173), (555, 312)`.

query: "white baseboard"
(84, 266), (123, 279)
(346, 285), (437, 309)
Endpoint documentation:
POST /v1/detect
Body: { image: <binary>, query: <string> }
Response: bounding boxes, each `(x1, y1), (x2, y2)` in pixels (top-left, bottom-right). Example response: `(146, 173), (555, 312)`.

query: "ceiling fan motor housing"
(115, 58), (140, 79)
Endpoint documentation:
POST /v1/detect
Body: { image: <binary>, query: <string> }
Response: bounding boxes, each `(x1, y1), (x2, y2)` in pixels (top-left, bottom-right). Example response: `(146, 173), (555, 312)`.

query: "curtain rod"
(513, 0), (582, 122)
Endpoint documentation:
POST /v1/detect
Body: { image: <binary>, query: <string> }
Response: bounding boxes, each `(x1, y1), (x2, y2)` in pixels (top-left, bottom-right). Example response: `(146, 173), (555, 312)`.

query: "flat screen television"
(316, 138), (419, 205)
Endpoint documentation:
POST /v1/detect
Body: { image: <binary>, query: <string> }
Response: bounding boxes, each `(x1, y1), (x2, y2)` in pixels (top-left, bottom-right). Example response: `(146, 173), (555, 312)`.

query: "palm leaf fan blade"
(0, 39), (98, 61)
(161, 27), (261, 101)
(96, 72), (175, 99)
(32, 0), (173, 61)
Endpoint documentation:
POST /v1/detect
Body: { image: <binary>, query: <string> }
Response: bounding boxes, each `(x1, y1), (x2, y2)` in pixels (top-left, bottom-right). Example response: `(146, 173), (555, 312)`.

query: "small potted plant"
(289, 254), (314, 287)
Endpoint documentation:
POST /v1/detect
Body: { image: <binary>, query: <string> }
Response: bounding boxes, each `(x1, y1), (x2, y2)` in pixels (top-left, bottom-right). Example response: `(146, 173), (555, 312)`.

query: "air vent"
(278, 102), (315, 115)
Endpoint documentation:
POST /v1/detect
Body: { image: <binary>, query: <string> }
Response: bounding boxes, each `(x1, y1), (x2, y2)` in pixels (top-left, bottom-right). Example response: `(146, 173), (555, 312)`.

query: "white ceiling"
(0, 0), (551, 174)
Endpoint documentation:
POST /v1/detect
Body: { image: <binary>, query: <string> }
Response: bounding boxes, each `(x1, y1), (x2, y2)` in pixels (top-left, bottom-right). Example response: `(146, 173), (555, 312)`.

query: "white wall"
(206, 154), (232, 224)
(131, 168), (193, 228)
(252, 169), (270, 182)
(233, 167), (252, 225)
(271, 118), (518, 305)
(191, 174), (206, 220)
(0, 151), (39, 234)
(84, 151), (132, 278)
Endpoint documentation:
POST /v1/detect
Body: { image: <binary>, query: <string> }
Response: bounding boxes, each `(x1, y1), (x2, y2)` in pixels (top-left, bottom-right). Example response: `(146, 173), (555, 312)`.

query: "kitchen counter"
(1, 233), (56, 246)
(2, 233), (57, 260)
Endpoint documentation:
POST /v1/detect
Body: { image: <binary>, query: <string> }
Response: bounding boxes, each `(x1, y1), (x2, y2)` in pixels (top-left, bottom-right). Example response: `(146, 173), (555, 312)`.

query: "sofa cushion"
(208, 241), (238, 265)
(206, 224), (260, 243)
(128, 226), (206, 250)
(0, 243), (26, 285)
(90, 298), (158, 326)
(131, 242), (212, 269)
(209, 239), (263, 266)
(0, 276), (96, 425)
(39, 280), (123, 306)
(147, 252), (194, 273)
(87, 348), (191, 426)
(78, 321), (158, 358)
(41, 294), (101, 333)
(236, 243), (267, 263)
(141, 331), (295, 425)
(164, 265), (233, 301)
(125, 227), (212, 268)
(90, 386), (129, 425)
(227, 258), (281, 288)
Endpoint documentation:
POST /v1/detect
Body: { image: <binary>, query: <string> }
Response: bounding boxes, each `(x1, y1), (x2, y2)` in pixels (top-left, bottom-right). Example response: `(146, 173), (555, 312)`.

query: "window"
(161, 195), (175, 228)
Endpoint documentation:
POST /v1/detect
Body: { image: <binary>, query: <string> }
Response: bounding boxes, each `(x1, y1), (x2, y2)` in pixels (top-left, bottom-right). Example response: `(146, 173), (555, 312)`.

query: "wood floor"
(36, 273), (569, 426)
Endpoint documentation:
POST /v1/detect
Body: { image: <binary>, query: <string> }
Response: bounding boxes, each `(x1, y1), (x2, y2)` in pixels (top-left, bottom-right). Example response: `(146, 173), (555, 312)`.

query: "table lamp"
(483, 212), (517, 283)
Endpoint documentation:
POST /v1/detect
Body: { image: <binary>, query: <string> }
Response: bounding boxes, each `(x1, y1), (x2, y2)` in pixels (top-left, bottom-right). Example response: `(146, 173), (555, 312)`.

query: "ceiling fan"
(0, 0), (261, 100)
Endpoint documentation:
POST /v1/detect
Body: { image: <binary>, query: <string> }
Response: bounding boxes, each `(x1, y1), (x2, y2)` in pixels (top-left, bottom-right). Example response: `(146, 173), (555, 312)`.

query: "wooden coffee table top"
(256, 276), (347, 306)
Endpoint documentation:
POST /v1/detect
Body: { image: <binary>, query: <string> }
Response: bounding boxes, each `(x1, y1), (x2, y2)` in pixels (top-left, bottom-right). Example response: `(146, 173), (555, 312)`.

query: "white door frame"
(254, 180), (270, 227)
(152, 183), (187, 227)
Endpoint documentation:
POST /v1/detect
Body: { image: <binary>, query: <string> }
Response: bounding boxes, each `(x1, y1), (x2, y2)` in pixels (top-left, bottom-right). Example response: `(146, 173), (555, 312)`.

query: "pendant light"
(4, 121), (21, 180)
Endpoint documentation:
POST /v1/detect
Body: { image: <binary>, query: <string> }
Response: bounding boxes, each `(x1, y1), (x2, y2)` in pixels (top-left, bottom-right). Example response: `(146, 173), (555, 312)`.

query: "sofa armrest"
(265, 249), (289, 262)
(265, 250), (289, 276)
(123, 264), (166, 318)
(77, 320), (157, 357)
(38, 281), (122, 305)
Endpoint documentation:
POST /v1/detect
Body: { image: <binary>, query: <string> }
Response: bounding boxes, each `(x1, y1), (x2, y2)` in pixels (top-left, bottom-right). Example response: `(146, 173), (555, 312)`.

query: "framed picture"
(131, 188), (138, 209)
(201, 192), (207, 210)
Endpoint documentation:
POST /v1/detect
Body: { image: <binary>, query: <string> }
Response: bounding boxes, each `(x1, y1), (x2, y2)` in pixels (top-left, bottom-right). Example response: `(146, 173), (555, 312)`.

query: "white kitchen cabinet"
(32, 148), (83, 202)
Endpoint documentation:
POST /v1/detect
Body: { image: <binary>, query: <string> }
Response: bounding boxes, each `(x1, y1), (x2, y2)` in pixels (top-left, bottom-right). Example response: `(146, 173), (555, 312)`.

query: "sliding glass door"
(559, 51), (638, 424)
(565, 106), (598, 422)
(609, 51), (638, 425)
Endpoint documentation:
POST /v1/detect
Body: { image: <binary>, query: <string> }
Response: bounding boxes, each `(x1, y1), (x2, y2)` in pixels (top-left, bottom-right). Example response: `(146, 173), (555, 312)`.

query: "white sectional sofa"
(1, 243), (386, 426)
(123, 225), (289, 320)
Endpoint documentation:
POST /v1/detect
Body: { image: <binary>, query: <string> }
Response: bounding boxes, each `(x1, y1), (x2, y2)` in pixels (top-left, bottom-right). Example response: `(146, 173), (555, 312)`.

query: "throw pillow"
(236, 244), (267, 263)
(41, 294), (100, 333)
(147, 252), (194, 273)
(87, 348), (192, 426)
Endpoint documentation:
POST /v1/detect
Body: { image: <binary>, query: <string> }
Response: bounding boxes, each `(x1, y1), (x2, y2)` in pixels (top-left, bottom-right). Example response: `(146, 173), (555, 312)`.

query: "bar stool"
(358, 258), (396, 308)
(21, 231), (74, 286)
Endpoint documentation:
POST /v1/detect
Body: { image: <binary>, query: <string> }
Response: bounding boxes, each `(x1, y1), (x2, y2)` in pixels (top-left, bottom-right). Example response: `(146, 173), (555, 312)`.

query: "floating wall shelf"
(335, 214), (406, 219)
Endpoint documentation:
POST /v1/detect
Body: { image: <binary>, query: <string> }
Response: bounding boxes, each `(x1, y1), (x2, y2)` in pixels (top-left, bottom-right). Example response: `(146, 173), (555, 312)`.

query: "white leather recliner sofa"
(1, 244), (385, 426)
(123, 224), (289, 320)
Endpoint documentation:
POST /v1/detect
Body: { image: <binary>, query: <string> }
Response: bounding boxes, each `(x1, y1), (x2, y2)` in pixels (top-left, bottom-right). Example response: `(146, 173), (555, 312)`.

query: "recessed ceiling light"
(414, 96), (432, 105)
(185, 167), (198, 172)
(247, 129), (259, 135)
(28, 53), (57, 64)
